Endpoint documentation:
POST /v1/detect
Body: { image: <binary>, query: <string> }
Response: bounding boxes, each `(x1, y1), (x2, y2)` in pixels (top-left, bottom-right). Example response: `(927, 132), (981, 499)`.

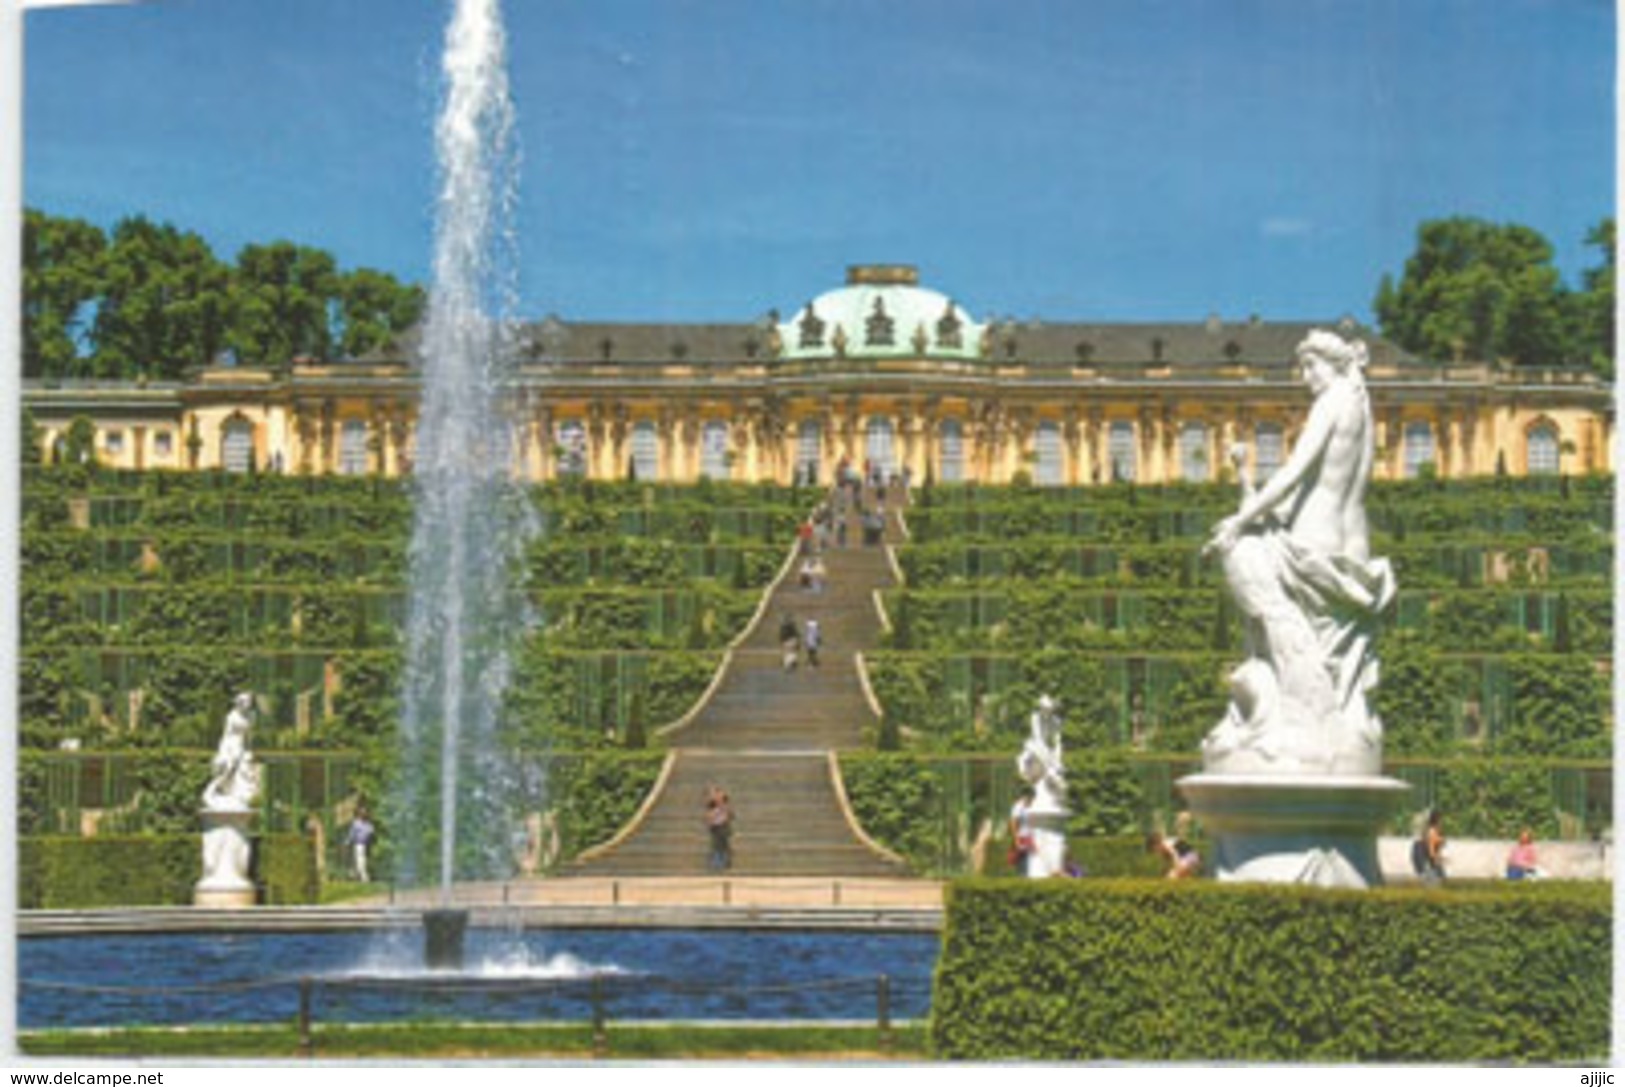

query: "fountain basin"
(19, 928), (939, 1030)
(1177, 773), (1412, 888)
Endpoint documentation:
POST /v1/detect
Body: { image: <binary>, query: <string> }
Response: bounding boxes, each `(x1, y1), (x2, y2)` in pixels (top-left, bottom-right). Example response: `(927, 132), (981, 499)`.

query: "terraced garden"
(18, 464), (1614, 900)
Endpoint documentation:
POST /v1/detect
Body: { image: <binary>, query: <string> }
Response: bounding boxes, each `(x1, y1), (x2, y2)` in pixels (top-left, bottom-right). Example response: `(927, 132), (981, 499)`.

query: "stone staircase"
(569, 486), (909, 878)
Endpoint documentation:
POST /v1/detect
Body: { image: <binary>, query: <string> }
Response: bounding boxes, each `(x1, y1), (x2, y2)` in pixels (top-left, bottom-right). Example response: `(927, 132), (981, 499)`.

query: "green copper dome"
(777, 265), (986, 360)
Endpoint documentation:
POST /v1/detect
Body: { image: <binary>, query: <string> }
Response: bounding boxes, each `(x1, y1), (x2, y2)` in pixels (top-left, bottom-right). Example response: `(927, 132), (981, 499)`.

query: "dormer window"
(1151, 337), (1165, 362)
(865, 297), (896, 347)
(1075, 341), (1095, 363)
(936, 304), (963, 350)
(599, 337), (614, 361)
(798, 304), (826, 349)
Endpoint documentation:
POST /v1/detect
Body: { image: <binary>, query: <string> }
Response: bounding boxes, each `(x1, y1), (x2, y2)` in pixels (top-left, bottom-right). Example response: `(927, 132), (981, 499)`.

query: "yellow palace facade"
(24, 265), (1615, 485)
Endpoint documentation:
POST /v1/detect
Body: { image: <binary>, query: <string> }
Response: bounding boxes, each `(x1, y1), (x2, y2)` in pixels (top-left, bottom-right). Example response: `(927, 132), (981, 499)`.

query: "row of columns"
(187, 394), (1594, 484)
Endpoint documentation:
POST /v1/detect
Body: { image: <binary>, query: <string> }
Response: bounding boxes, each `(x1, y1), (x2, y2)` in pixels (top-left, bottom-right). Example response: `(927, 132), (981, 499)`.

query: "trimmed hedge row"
(884, 586), (1611, 654)
(19, 833), (319, 908)
(931, 879), (1610, 1062)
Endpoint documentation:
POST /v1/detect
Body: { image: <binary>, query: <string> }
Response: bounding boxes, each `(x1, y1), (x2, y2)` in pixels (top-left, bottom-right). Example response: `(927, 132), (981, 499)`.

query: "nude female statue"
(202, 692), (261, 810)
(1202, 330), (1396, 776)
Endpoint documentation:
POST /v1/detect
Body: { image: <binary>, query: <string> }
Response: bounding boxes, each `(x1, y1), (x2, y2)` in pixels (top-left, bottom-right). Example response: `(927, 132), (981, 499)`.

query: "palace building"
(24, 264), (1614, 485)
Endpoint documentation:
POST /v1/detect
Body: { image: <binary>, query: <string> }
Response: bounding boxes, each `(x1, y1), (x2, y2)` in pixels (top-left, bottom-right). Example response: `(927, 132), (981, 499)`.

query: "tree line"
(21, 208), (1615, 380)
(1375, 216), (1614, 376)
(23, 209), (425, 381)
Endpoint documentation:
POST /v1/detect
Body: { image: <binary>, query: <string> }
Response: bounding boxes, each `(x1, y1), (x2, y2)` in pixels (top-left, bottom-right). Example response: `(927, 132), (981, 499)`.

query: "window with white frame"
(700, 421), (730, 479)
(865, 417), (895, 475)
(104, 430), (124, 456)
(221, 419), (254, 473)
(797, 420), (821, 484)
(630, 421), (659, 481)
(153, 431), (173, 459)
(1180, 423), (1209, 482)
(1255, 423), (1284, 482)
(1108, 421), (1136, 481)
(939, 419), (964, 483)
(1034, 421), (1063, 485)
(338, 420), (368, 475)
(1403, 422), (1436, 478)
(1526, 423), (1560, 475)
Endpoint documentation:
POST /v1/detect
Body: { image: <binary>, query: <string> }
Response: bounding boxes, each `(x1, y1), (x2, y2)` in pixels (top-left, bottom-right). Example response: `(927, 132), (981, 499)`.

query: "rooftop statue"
(1201, 330), (1397, 777)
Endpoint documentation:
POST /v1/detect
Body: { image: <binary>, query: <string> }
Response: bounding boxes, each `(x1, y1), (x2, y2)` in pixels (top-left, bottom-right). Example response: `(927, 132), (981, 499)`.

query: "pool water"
(20, 928), (940, 1029)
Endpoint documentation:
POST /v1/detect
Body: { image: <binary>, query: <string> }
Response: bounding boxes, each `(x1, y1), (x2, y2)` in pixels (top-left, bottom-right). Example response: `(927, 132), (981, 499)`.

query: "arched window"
(1108, 421), (1136, 481)
(630, 421), (659, 481)
(1180, 423), (1209, 482)
(1034, 421), (1063, 485)
(865, 417), (896, 475)
(221, 418), (254, 474)
(1526, 422), (1561, 475)
(939, 419), (965, 483)
(556, 420), (586, 476)
(338, 420), (368, 475)
(797, 420), (821, 484)
(1403, 422), (1436, 478)
(1255, 423), (1284, 482)
(700, 421), (731, 479)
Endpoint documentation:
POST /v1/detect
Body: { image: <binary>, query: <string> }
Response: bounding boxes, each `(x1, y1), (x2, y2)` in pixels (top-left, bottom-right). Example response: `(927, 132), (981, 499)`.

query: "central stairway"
(569, 487), (908, 878)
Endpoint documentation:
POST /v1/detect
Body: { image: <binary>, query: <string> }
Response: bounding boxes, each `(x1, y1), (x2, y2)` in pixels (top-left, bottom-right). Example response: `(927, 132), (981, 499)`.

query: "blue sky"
(22, 0), (1616, 324)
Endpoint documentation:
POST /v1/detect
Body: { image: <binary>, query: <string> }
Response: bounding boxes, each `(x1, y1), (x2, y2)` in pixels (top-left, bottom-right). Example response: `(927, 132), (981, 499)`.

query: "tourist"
(799, 555), (816, 590)
(862, 507), (884, 546)
(804, 617), (822, 668)
(1412, 808), (1447, 884)
(346, 805), (376, 883)
(1506, 828), (1542, 880)
(1147, 829), (1201, 880)
(796, 518), (815, 557)
(1008, 787), (1035, 876)
(778, 613), (801, 671)
(809, 554), (827, 593)
(836, 514), (848, 549)
(704, 786), (734, 871)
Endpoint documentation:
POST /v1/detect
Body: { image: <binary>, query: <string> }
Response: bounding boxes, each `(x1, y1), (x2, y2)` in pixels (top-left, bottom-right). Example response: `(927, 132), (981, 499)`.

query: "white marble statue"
(202, 692), (261, 812)
(197, 692), (261, 905)
(1201, 330), (1397, 777)
(1015, 694), (1069, 877)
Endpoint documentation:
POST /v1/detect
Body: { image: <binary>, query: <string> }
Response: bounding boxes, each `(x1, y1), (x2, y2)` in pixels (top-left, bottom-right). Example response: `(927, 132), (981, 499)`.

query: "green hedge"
(931, 879), (1610, 1062)
(20, 833), (319, 908)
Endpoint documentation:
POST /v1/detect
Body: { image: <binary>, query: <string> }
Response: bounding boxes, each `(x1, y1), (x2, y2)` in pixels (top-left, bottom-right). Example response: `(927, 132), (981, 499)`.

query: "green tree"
(21, 408), (42, 466)
(92, 216), (234, 379)
(336, 268), (425, 359)
(1572, 218), (1614, 378)
(21, 210), (106, 379)
(1374, 217), (1576, 367)
(229, 241), (340, 365)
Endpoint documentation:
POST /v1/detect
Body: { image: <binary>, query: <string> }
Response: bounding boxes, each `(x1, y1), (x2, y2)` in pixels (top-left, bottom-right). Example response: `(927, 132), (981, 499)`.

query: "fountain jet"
(395, 0), (527, 930)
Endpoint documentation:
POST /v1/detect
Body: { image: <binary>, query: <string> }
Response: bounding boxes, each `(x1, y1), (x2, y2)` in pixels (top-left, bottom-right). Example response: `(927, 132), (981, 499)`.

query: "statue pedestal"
(1177, 774), (1410, 889)
(195, 808), (256, 908)
(1025, 808), (1070, 879)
